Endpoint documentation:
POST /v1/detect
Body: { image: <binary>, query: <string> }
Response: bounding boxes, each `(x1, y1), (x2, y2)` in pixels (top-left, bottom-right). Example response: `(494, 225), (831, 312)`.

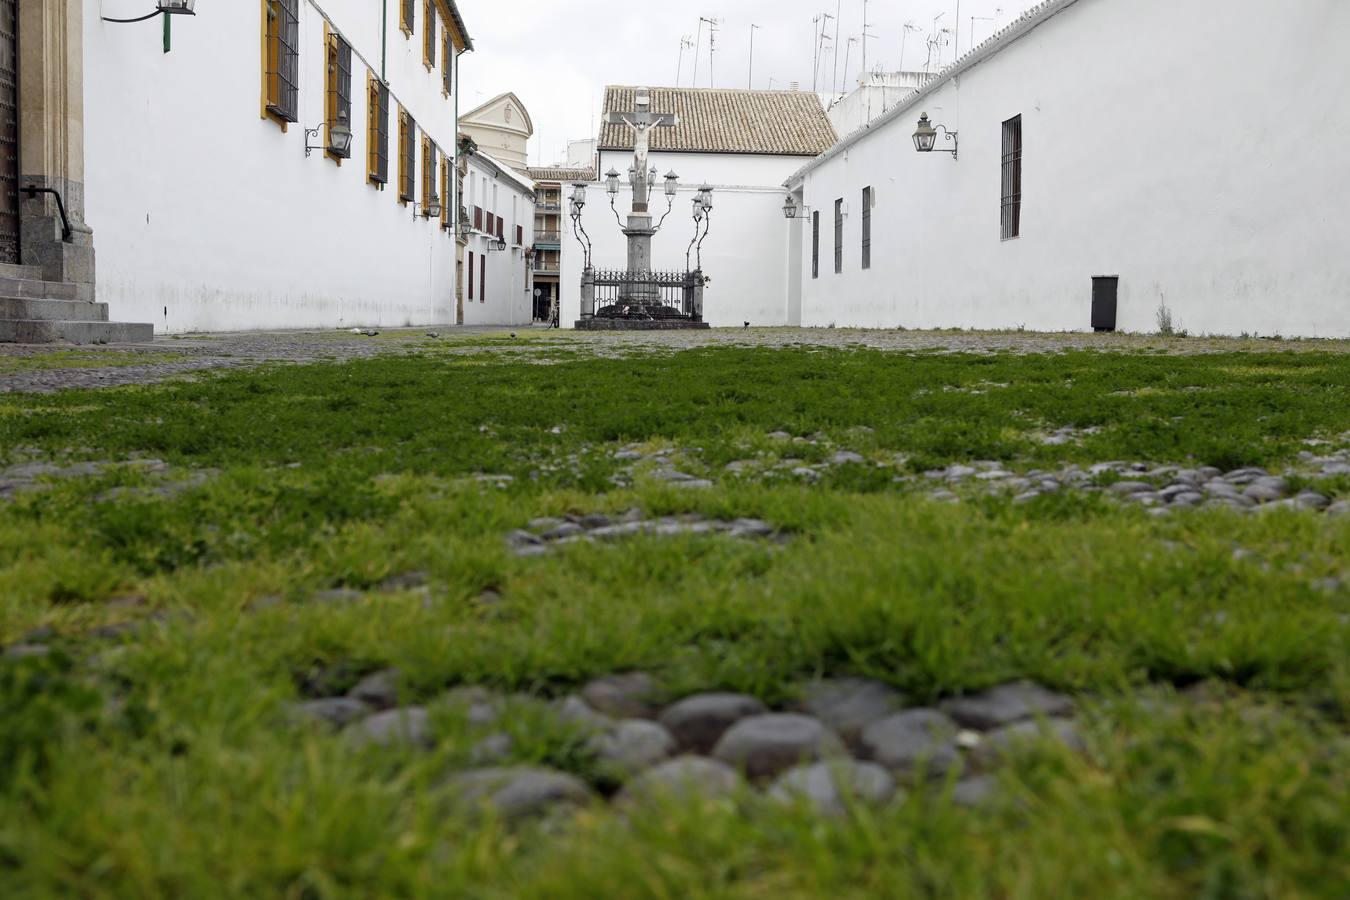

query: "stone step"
(0, 297), (109, 322)
(0, 319), (154, 345)
(0, 262), (46, 281)
(0, 275), (94, 302)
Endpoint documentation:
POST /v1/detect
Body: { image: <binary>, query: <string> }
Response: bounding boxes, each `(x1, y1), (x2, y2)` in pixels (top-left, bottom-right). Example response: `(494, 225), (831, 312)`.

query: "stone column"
(580, 267), (595, 318)
(18, 0), (93, 287)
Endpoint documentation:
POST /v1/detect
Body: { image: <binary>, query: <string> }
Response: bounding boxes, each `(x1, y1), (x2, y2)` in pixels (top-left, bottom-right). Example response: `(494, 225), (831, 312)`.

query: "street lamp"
(605, 169), (621, 196)
(698, 184), (714, 212)
(664, 170), (680, 198)
(913, 112), (958, 159)
(571, 183), (588, 209)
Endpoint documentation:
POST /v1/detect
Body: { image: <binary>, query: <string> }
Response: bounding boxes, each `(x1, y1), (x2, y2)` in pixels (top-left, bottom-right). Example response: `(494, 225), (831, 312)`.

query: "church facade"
(81, 0), (472, 335)
(785, 0), (1350, 338)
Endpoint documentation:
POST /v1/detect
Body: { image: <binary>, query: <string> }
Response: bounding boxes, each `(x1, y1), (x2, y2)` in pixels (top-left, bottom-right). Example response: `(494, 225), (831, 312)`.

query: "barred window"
(1001, 115), (1023, 241)
(811, 211), (820, 280)
(441, 159), (452, 230)
(861, 187), (872, 270)
(398, 109), (416, 204)
(325, 30), (352, 161)
(263, 0), (299, 124)
(442, 32), (453, 95)
(833, 199), (843, 275)
(367, 74), (389, 185)
(421, 136), (435, 213)
(424, 1), (436, 69)
(401, 0), (415, 35)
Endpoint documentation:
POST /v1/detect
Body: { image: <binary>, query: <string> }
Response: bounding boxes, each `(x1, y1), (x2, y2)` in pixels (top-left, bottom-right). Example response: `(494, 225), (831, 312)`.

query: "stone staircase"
(0, 263), (153, 344)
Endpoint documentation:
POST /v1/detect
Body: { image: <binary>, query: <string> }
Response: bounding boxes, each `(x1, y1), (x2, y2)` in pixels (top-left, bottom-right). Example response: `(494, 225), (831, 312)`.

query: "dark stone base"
(575, 318), (711, 331)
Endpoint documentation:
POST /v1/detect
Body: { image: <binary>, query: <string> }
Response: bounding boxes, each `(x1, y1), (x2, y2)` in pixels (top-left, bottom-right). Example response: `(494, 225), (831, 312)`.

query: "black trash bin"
(1092, 276), (1119, 333)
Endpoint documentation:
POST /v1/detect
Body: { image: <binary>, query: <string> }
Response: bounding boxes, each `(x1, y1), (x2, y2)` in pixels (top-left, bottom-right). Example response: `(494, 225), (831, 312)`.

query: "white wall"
(791, 0), (1350, 338)
(84, 0), (465, 333)
(560, 149), (810, 328)
(462, 153), (534, 326)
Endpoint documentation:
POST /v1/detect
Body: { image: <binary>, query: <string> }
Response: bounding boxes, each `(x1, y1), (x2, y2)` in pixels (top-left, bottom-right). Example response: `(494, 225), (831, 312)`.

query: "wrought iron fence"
(591, 269), (697, 319)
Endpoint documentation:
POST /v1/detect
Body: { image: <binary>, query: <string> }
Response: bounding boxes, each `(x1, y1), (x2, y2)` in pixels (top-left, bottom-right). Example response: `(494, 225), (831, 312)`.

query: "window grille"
(423, 1), (436, 68)
(833, 199), (844, 275)
(367, 76), (389, 185)
(861, 187), (873, 270)
(1001, 115), (1023, 240)
(422, 139), (436, 212)
(441, 160), (452, 230)
(811, 211), (820, 280)
(480, 253), (486, 302)
(263, 0), (300, 123)
(399, 112), (417, 203)
(326, 32), (352, 160)
(468, 252), (475, 300)
(443, 33), (453, 94)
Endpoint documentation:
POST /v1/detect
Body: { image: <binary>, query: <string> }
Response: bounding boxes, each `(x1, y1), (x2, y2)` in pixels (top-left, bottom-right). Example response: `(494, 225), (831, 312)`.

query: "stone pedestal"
(621, 214), (658, 305)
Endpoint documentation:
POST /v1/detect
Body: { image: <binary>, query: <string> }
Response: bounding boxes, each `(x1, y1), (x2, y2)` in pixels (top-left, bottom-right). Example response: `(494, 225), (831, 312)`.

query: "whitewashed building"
(561, 87), (836, 329)
(459, 144), (535, 326)
(83, 0), (472, 334)
(786, 0), (1350, 338)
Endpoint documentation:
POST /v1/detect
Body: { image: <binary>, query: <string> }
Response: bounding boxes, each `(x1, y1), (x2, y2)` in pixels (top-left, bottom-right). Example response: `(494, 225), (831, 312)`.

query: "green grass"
(1, 343), (1348, 898)
(0, 350), (186, 375)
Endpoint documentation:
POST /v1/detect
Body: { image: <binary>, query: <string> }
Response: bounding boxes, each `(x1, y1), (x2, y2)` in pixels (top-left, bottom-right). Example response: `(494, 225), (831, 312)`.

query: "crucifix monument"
(603, 88), (679, 304)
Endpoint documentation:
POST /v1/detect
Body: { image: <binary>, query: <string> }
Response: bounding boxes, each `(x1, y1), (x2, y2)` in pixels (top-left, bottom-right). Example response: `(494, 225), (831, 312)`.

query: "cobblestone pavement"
(3, 326), (1348, 394)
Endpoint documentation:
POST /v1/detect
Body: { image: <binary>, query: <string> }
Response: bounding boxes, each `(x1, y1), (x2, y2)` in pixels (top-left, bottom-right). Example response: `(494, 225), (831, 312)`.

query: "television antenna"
(676, 35), (695, 86)
(812, 13), (835, 93)
(700, 17), (722, 87)
(899, 21), (920, 74)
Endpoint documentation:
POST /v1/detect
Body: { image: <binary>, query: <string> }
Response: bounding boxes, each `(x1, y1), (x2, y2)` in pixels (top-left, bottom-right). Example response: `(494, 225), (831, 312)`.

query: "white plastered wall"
(461, 151), (534, 326)
(792, 0), (1350, 338)
(84, 0), (464, 333)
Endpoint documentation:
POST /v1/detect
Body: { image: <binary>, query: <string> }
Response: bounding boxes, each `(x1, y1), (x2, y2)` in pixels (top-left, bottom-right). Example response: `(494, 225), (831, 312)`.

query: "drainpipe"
(380, 0), (387, 81)
(452, 45), (469, 322)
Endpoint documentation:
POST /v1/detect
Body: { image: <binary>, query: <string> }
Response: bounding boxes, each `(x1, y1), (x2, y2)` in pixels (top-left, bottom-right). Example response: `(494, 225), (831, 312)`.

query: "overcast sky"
(457, 0), (1037, 166)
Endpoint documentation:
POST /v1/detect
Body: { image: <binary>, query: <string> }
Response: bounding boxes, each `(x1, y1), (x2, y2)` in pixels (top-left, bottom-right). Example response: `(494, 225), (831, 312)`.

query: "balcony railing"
(534, 231), (562, 244)
(533, 259), (560, 273)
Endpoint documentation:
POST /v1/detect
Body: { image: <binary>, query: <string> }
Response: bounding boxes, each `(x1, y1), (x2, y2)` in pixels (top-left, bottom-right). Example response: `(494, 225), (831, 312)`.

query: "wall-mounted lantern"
(414, 192), (442, 220)
(456, 208), (472, 240)
(102, 0), (195, 23)
(913, 112), (958, 160)
(488, 237), (508, 252)
(783, 194), (814, 220)
(306, 110), (353, 158)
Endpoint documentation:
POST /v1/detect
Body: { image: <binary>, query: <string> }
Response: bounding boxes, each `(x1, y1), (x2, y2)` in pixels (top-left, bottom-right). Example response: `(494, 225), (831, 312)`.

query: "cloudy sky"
(457, 0), (1037, 166)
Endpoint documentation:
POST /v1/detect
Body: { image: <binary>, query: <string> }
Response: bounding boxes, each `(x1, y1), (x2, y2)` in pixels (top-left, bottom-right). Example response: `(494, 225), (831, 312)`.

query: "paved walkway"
(2, 326), (1346, 394)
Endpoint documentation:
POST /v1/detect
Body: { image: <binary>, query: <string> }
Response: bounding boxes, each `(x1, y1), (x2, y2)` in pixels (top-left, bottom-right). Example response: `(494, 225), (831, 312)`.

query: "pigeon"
(744, 321), (751, 329)
(426, 331), (441, 339)
(510, 332), (518, 338)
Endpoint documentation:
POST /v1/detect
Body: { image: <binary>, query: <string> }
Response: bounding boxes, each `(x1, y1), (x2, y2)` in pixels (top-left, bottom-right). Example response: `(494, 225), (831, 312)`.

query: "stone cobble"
(4, 327), (1349, 395)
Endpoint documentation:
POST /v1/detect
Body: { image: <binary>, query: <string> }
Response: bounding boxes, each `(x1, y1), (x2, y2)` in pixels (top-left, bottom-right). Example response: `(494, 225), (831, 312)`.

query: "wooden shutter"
(468, 252), (474, 300)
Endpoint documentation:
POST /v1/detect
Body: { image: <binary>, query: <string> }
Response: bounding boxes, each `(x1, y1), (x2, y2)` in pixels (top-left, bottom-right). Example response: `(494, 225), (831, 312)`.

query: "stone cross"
(604, 88), (678, 214)
(603, 88), (679, 295)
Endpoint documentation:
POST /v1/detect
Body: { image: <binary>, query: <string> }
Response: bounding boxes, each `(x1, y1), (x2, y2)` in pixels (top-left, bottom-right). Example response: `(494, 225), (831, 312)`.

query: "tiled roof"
(525, 167), (596, 184)
(599, 87), (837, 157)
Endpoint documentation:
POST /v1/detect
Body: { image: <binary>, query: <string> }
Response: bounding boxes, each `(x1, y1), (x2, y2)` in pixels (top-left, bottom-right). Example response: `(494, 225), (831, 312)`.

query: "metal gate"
(0, 0), (18, 265)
